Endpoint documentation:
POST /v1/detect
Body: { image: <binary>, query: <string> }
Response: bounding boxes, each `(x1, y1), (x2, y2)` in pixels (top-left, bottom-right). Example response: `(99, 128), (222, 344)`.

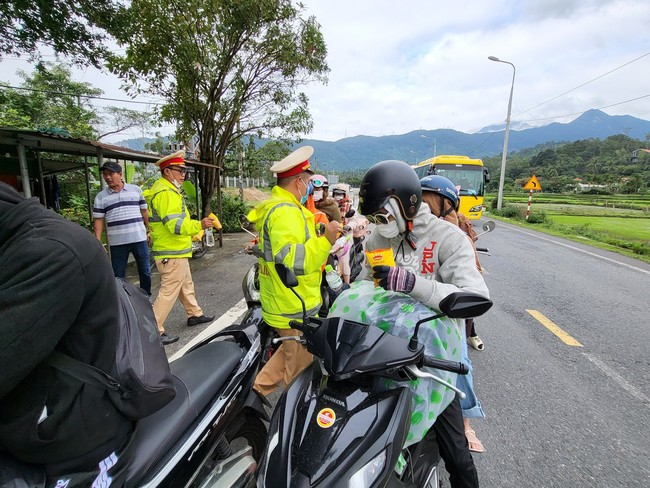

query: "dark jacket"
(0, 183), (131, 469)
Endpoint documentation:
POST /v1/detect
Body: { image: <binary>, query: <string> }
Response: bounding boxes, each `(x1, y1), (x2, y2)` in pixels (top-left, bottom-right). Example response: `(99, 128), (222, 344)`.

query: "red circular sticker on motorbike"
(316, 408), (336, 428)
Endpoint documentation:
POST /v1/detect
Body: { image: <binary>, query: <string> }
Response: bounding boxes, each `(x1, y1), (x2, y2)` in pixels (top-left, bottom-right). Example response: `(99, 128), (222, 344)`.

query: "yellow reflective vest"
(145, 178), (202, 260)
(247, 186), (332, 329)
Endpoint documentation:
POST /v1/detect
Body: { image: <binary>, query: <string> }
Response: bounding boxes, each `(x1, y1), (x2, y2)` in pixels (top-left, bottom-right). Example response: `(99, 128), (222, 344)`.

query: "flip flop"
(465, 428), (485, 453)
(468, 335), (484, 351)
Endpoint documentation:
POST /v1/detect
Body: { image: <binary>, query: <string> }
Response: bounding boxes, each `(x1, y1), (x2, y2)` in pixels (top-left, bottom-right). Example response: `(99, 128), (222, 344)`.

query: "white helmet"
(330, 183), (350, 199)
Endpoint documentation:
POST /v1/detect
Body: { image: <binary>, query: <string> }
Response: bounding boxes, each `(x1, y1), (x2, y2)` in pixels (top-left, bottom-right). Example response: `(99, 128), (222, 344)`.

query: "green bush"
(526, 211), (547, 224)
(213, 193), (250, 232)
(492, 205), (521, 219)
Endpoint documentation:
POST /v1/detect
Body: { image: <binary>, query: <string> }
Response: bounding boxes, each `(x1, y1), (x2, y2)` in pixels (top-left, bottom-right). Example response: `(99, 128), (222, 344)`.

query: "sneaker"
(160, 333), (179, 346)
(187, 314), (215, 327)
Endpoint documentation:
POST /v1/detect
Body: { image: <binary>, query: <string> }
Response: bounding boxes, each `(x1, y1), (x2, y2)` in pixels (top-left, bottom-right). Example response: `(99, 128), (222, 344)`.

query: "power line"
(517, 93), (650, 123)
(0, 83), (165, 106)
(513, 51), (650, 118)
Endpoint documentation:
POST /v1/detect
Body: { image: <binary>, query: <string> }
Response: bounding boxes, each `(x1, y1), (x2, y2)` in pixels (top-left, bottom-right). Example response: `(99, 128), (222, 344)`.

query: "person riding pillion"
(247, 146), (341, 396)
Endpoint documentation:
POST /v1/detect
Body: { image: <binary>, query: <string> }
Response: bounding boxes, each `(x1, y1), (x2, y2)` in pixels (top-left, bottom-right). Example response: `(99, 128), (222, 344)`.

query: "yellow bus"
(412, 155), (490, 219)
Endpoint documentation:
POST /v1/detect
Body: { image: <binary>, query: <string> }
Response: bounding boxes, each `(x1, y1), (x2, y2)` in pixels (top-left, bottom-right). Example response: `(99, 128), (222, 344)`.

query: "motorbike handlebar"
(422, 356), (469, 375)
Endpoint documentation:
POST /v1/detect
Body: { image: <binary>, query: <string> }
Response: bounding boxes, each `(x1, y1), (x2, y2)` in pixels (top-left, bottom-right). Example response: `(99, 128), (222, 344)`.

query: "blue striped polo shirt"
(93, 183), (148, 246)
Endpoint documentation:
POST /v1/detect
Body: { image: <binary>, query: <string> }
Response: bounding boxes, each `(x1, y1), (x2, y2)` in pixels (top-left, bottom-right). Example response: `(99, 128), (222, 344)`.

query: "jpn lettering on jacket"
(420, 241), (437, 275)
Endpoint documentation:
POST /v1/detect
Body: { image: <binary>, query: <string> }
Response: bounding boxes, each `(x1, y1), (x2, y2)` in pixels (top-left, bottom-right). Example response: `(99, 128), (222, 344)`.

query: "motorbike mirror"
(439, 291), (493, 319)
(275, 263), (299, 288)
(239, 215), (253, 229)
(481, 220), (495, 233)
(408, 291), (492, 351)
(345, 208), (356, 219)
(239, 215), (257, 238)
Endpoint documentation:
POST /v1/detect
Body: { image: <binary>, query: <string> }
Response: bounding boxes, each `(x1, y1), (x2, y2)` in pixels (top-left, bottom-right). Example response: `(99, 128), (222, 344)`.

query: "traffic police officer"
(247, 146), (341, 395)
(147, 150), (215, 345)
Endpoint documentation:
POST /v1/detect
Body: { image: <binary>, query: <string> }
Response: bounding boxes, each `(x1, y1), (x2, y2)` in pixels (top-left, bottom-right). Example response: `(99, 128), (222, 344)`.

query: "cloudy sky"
(1, 0), (649, 143)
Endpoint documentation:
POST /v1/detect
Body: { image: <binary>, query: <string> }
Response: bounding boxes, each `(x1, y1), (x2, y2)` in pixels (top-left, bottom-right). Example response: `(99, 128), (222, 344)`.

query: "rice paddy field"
(487, 193), (650, 263)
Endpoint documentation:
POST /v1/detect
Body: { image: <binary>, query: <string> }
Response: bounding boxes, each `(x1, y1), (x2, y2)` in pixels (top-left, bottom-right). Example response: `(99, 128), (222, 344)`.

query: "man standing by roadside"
(93, 161), (152, 295)
(146, 150), (215, 346)
(247, 146), (341, 396)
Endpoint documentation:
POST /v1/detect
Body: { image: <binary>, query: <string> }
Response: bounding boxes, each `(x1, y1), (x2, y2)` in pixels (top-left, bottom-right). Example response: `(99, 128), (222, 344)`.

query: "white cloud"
(1, 0), (648, 144)
(300, 0), (650, 140)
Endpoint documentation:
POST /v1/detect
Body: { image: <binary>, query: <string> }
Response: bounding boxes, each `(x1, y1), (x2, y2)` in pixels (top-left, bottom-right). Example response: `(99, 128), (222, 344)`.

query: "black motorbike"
(6, 266), (270, 488)
(256, 264), (492, 487)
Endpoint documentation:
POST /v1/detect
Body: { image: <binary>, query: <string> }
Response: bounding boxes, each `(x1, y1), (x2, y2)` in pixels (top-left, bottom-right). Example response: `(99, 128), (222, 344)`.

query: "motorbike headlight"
(348, 449), (387, 488)
(469, 205), (483, 213)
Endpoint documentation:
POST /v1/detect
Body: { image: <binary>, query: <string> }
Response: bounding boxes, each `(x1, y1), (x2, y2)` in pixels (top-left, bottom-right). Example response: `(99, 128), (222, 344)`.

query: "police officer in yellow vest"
(248, 146), (342, 395)
(147, 150), (216, 345)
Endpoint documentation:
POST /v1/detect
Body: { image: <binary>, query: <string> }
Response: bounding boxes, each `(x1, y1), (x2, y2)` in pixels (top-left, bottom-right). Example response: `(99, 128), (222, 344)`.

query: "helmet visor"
(311, 177), (328, 188)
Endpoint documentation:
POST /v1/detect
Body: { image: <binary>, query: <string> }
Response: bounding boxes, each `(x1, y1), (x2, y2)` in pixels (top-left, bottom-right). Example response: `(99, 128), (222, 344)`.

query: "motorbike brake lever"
(404, 365), (466, 400)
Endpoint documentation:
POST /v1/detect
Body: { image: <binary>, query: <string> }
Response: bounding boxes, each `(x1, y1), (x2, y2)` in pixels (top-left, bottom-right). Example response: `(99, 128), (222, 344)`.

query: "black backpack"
(48, 278), (176, 420)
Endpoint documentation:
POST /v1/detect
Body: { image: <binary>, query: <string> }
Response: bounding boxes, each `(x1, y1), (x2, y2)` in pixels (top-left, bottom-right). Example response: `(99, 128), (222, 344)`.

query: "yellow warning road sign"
(523, 175), (542, 191)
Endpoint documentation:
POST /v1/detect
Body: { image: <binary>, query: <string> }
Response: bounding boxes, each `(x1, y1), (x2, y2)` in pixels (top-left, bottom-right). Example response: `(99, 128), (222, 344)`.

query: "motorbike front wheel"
(192, 239), (209, 259)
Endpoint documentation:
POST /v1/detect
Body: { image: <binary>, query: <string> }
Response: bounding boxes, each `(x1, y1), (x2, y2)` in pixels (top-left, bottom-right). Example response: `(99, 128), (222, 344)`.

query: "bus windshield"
(434, 165), (484, 196)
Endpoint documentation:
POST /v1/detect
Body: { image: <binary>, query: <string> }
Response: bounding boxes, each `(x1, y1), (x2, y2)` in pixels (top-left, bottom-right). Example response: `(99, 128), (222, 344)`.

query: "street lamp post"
(488, 55), (516, 210)
(420, 134), (437, 158)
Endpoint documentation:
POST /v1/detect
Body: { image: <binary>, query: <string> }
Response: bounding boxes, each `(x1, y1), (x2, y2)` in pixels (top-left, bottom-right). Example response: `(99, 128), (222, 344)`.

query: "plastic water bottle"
(324, 264), (343, 292)
(204, 228), (215, 247)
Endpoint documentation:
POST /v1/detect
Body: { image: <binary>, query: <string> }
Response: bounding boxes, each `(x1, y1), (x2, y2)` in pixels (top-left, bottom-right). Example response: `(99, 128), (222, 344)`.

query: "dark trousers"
(110, 241), (152, 295)
(411, 396), (478, 488)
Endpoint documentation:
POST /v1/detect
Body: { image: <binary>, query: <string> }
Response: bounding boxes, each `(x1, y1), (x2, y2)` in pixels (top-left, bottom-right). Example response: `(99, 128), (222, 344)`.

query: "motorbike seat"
(125, 340), (244, 486)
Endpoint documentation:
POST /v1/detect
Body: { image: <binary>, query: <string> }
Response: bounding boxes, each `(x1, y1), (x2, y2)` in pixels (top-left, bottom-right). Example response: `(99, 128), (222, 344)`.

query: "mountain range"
(118, 109), (650, 171)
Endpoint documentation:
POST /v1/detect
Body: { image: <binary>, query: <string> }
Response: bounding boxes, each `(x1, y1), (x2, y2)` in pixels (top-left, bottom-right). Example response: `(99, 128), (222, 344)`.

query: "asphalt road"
(127, 223), (650, 487)
(466, 220), (650, 488)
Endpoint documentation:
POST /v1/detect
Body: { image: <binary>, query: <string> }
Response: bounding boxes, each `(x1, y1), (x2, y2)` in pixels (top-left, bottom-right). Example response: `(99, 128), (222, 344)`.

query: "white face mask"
(313, 190), (324, 201)
(376, 220), (400, 238)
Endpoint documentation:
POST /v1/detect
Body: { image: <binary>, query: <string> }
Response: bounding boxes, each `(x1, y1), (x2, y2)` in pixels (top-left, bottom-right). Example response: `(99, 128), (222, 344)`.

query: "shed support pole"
(17, 141), (32, 197)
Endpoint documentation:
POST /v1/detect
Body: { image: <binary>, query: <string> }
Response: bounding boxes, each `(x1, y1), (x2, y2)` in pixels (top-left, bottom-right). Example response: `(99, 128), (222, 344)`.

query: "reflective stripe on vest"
(262, 203), (311, 275)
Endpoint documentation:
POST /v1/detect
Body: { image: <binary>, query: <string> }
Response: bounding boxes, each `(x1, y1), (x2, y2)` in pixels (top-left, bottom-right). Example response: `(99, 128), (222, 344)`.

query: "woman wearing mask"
(311, 174), (342, 223)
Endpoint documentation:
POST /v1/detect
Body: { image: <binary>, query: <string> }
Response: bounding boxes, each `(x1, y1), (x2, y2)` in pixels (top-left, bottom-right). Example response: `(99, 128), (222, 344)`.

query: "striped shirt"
(93, 183), (148, 246)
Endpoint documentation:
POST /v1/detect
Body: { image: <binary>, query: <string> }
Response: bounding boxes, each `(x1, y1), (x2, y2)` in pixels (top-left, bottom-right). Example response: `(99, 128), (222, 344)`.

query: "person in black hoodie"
(0, 183), (133, 486)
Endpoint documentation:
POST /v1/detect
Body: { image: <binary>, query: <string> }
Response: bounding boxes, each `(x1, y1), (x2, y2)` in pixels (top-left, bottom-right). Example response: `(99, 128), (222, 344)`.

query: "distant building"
(327, 174), (339, 185)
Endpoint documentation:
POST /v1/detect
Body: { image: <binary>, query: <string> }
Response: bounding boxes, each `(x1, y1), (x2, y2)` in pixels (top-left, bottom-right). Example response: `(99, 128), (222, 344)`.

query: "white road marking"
(499, 222), (650, 275)
(583, 352), (650, 407)
(170, 298), (248, 361)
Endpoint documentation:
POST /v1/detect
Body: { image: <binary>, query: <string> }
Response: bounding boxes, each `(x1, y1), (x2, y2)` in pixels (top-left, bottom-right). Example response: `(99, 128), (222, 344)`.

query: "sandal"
(467, 335), (484, 351)
(465, 428), (485, 453)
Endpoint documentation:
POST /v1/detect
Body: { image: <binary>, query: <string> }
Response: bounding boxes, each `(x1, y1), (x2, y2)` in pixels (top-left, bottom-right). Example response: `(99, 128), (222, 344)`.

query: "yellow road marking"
(526, 310), (583, 347)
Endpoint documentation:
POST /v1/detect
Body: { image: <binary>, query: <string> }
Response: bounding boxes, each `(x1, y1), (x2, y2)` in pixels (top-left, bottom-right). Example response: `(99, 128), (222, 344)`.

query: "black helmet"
(359, 160), (422, 221)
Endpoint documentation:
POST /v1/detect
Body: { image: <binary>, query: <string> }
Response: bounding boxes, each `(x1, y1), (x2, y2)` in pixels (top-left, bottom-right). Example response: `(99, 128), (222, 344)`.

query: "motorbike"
(256, 263), (493, 488)
(7, 267), (271, 488)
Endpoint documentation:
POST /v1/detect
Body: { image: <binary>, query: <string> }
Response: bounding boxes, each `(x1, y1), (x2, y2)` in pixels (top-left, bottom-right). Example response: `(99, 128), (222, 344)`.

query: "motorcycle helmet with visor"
(359, 160), (421, 221)
(310, 174), (328, 189)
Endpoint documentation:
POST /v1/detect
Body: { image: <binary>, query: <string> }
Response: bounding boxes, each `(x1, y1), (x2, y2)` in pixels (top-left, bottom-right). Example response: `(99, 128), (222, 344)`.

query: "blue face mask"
(299, 179), (313, 205)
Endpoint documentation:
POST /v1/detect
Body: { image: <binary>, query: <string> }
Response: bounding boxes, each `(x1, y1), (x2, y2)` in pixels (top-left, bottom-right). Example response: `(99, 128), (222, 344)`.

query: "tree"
(0, 62), (101, 138)
(0, 0), (122, 67)
(110, 0), (328, 217)
(97, 106), (153, 141)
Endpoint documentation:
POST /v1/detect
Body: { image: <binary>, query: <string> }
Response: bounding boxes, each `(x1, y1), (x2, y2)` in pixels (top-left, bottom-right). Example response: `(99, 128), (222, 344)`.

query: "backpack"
(48, 278), (176, 420)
